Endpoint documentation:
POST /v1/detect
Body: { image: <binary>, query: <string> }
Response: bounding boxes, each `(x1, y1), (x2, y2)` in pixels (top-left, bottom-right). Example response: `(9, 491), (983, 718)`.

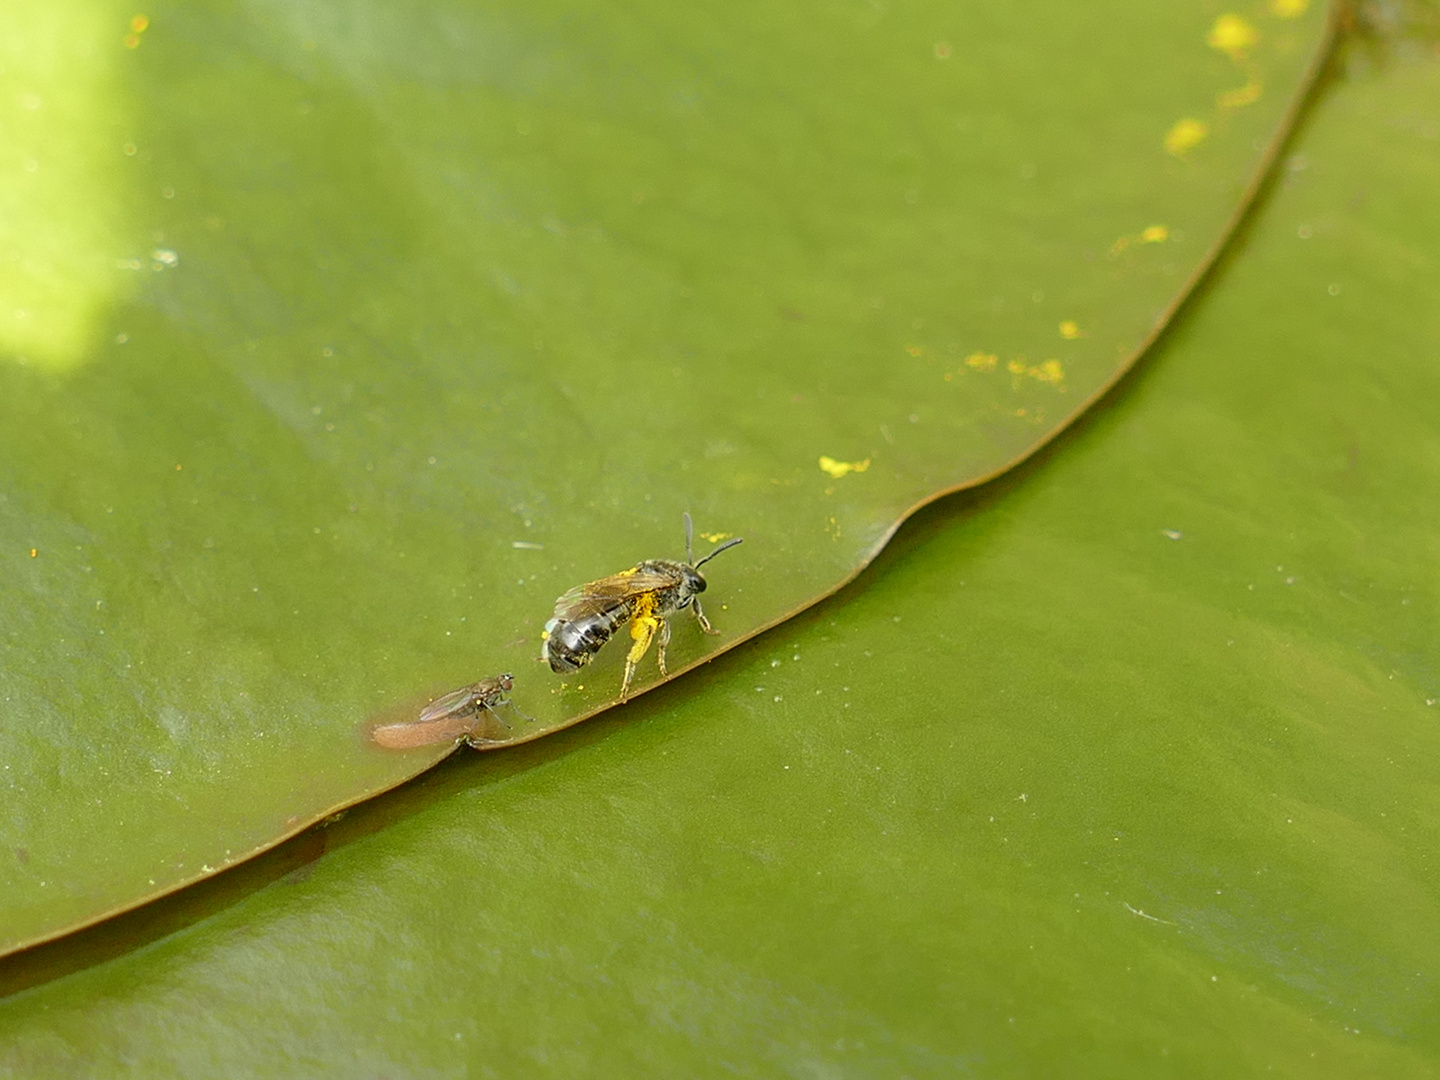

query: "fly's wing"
(417, 684), (484, 725)
(417, 677), (508, 724)
(550, 566), (683, 622)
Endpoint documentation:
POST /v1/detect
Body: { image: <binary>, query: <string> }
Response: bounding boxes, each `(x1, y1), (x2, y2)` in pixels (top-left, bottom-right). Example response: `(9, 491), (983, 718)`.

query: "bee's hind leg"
(621, 614), (661, 702)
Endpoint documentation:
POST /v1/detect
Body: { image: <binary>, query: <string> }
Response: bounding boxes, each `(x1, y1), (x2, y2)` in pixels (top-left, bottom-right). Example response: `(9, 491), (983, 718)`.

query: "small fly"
(373, 673), (526, 750)
(418, 674), (518, 730)
(541, 513), (743, 701)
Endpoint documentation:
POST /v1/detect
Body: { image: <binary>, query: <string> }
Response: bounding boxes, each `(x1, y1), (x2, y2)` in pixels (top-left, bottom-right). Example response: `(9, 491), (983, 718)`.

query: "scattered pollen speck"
(1140, 225), (1169, 243)
(29, 548), (37, 558)
(934, 41), (952, 59)
(1032, 359), (1064, 385)
(1207, 15), (1259, 60)
(1059, 320), (1082, 339)
(699, 531), (732, 543)
(1006, 359), (1027, 375)
(905, 345), (924, 357)
(819, 455), (870, 478)
(123, 14), (149, 48)
(1271, 0), (1309, 17)
(964, 351), (997, 371)
(1165, 119), (1209, 156)
(1218, 81), (1263, 109)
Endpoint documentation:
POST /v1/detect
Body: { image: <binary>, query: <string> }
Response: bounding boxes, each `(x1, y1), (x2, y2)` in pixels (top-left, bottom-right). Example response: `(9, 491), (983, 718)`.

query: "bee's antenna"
(693, 535), (744, 570)
(683, 511), (695, 565)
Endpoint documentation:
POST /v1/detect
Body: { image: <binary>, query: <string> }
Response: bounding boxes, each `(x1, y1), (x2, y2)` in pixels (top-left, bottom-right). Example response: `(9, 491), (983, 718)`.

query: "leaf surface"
(0, 0), (1330, 951)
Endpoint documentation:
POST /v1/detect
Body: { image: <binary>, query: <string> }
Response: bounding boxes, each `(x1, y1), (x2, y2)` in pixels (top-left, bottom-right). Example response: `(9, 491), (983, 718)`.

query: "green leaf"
(0, 0), (1332, 952)
(3, 17), (1437, 1074)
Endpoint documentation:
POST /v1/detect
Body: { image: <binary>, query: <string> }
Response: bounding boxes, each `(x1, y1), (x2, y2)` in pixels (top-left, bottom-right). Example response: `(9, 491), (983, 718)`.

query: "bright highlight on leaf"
(818, 456), (871, 479)
(1164, 118), (1209, 156)
(1207, 15), (1260, 60)
(0, 2), (138, 369)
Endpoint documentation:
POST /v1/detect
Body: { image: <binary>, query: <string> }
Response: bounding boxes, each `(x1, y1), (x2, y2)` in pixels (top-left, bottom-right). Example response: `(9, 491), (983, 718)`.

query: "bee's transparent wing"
(550, 567), (680, 621)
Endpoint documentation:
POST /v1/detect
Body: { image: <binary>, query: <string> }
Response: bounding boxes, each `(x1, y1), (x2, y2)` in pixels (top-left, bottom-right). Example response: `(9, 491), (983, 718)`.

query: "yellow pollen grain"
(1218, 82), (1263, 109)
(1032, 359), (1065, 385)
(905, 345), (924, 357)
(1270, 0), (1308, 17)
(1006, 359), (1027, 375)
(1140, 225), (1169, 243)
(124, 33), (141, 48)
(30, 548), (38, 558)
(1164, 119), (1209, 156)
(964, 351), (997, 371)
(1207, 15), (1259, 60)
(699, 531), (732, 544)
(1059, 320), (1082, 340)
(131, 14), (149, 32)
(818, 455), (870, 479)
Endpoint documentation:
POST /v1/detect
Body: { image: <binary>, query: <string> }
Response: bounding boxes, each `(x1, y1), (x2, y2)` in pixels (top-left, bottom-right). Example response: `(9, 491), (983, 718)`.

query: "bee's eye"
(693, 575), (707, 592)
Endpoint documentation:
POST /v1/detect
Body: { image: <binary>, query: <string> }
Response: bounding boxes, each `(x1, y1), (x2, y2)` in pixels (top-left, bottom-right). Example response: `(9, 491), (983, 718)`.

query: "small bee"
(542, 513), (743, 701)
(372, 674), (524, 750)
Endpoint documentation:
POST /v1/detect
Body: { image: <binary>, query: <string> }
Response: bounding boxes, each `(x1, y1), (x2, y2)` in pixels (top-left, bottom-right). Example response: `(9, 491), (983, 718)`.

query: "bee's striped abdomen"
(542, 600), (633, 673)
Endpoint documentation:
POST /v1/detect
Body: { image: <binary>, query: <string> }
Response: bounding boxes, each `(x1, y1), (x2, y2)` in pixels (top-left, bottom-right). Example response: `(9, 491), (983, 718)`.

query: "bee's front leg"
(692, 597), (720, 635)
